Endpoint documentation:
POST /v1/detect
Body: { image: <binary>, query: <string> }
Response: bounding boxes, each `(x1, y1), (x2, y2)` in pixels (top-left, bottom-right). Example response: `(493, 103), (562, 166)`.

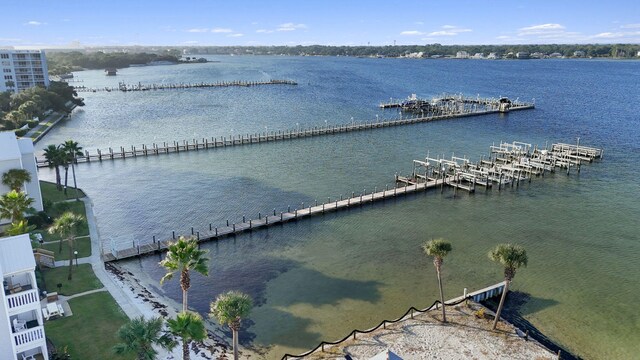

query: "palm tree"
(113, 316), (175, 360)
(2, 168), (32, 191)
(489, 243), (528, 330)
(5, 220), (36, 237)
(0, 190), (34, 223)
(61, 140), (83, 196)
(159, 236), (209, 312)
(43, 144), (64, 190)
(210, 291), (253, 360)
(166, 311), (206, 360)
(48, 212), (85, 280)
(422, 239), (452, 323)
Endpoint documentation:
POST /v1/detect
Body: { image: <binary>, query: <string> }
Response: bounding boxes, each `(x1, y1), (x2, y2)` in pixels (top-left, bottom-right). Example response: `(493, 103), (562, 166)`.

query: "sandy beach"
(105, 261), (555, 360)
(303, 302), (556, 360)
(105, 261), (261, 360)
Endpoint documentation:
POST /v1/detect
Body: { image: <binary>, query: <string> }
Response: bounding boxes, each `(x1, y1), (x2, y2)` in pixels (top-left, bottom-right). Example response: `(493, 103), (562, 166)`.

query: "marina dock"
(101, 140), (602, 262)
(35, 94), (534, 168)
(73, 79), (297, 92)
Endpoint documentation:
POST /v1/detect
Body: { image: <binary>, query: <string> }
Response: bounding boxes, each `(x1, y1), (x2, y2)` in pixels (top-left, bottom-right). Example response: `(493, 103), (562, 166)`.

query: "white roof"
(369, 349), (403, 360)
(0, 234), (36, 275)
(17, 137), (35, 155)
(0, 131), (21, 162)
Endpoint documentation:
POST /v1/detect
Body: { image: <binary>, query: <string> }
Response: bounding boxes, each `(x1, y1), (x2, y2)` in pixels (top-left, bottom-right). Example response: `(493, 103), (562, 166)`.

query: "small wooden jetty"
(74, 79), (297, 92)
(101, 139), (602, 262)
(36, 94), (534, 168)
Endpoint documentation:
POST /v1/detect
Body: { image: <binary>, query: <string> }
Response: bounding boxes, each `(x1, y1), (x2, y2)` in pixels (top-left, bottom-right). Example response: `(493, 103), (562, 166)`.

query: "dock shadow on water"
(482, 291), (582, 360)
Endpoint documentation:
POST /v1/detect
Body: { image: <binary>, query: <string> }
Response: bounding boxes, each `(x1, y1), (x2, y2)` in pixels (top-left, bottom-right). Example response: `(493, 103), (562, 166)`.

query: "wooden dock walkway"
(36, 102), (534, 168)
(74, 79), (297, 93)
(102, 177), (449, 262)
(101, 139), (602, 262)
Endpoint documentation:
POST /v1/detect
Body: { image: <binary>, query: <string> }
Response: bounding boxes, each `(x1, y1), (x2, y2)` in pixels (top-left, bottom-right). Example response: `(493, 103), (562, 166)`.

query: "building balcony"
(6, 288), (39, 313)
(13, 325), (46, 352)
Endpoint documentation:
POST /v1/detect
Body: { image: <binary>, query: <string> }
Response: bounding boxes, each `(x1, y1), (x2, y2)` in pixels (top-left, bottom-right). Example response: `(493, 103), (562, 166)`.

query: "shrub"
(14, 128), (28, 137)
(27, 120), (39, 128)
(28, 211), (53, 229)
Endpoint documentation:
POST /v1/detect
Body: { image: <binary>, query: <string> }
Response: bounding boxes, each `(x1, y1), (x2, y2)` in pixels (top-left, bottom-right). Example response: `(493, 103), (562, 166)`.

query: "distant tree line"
(182, 43), (640, 58)
(47, 51), (181, 75)
(0, 81), (84, 133)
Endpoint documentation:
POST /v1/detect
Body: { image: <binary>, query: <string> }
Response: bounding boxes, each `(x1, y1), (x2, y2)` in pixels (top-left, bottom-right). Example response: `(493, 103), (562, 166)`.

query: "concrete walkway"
(81, 197), (142, 318)
(24, 111), (67, 143)
(64, 287), (107, 300)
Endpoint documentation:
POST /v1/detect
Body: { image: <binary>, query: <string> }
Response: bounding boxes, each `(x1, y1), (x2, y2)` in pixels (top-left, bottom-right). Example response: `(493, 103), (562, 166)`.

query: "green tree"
(43, 144), (64, 190)
(210, 291), (253, 360)
(61, 140), (83, 196)
(18, 100), (41, 119)
(489, 243), (528, 330)
(0, 190), (34, 223)
(422, 239), (452, 322)
(2, 168), (32, 191)
(159, 236), (209, 312)
(166, 311), (206, 360)
(113, 316), (175, 360)
(48, 212), (85, 280)
(5, 220), (36, 237)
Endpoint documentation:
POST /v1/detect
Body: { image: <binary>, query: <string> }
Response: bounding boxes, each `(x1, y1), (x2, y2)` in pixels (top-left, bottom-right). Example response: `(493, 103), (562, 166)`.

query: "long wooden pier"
(101, 139), (602, 262)
(36, 95), (534, 168)
(73, 79), (297, 93)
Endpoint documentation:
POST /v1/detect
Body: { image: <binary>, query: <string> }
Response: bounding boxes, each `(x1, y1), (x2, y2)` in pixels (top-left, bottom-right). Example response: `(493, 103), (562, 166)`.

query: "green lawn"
(42, 263), (102, 296)
(40, 180), (87, 203)
(44, 292), (128, 360)
(39, 236), (91, 260)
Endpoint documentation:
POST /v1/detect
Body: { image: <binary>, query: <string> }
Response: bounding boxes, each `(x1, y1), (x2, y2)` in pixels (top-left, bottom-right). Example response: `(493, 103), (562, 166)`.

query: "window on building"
(4, 75), (13, 80)
(2, 68), (11, 73)
(0, 54), (9, 59)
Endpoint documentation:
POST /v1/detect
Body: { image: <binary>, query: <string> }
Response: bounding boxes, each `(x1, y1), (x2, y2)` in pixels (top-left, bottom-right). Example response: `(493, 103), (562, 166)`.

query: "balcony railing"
(13, 326), (45, 348)
(6, 288), (39, 311)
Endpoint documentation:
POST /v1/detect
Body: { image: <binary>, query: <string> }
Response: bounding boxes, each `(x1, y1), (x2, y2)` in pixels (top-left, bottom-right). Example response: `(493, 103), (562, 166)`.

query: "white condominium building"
(0, 234), (49, 360)
(0, 50), (49, 93)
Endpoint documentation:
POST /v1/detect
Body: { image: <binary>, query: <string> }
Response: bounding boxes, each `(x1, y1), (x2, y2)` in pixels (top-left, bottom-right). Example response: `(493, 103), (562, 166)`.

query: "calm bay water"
(36, 57), (640, 359)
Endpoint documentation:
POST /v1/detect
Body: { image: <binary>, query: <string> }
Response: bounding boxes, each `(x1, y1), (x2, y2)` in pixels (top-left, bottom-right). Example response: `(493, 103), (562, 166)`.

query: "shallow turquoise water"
(36, 57), (640, 359)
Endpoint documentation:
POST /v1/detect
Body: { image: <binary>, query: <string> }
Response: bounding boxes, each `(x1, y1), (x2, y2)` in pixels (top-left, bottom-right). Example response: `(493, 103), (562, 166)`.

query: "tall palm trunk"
(492, 280), (510, 330)
(54, 165), (62, 190)
(232, 327), (239, 360)
(180, 269), (190, 312)
(436, 266), (447, 322)
(182, 337), (190, 360)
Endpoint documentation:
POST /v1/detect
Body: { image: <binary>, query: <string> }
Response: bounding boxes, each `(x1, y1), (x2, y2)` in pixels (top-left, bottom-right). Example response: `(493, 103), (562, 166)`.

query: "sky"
(2, 0), (639, 48)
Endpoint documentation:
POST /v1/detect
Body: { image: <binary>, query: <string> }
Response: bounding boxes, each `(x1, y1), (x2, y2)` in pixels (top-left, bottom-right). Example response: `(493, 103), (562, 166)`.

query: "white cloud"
(414, 21), (424, 25)
(621, 23), (640, 29)
(0, 38), (22, 42)
(428, 31), (457, 36)
(227, 33), (244, 37)
(211, 28), (233, 33)
(518, 23), (565, 35)
(24, 21), (44, 26)
(425, 26), (471, 37)
(183, 40), (199, 44)
(187, 28), (208, 33)
(592, 31), (640, 39)
(400, 30), (424, 36)
(277, 23), (307, 31)
(256, 29), (273, 34)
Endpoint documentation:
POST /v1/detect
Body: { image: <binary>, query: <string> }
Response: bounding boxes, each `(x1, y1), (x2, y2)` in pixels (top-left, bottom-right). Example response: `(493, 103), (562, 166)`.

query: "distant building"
(549, 52), (563, 58)
(530, 52), (545, 59)
(0, 50), (49, 93)
(0, 233), (49, 360)
(104, 68), (117, 76)
(573, 50), (586, 58)
(487, 52), (499, 60)
(0, 132), (43, 224)
(471, 53), (485, 59)
(516, 52), (530, 59)
(455, 51), (469, 59)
